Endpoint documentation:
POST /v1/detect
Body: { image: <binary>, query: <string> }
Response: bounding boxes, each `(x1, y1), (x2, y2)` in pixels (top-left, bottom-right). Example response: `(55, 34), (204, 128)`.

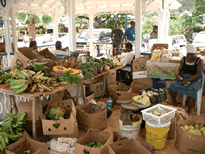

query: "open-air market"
(0, 0), (205, 154)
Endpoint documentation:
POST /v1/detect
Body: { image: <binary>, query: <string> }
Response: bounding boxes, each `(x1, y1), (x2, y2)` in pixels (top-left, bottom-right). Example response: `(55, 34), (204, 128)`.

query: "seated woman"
(168, 45), (203, 115)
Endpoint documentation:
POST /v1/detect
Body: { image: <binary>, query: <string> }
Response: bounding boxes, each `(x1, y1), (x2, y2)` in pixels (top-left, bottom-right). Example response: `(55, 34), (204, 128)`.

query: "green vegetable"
(94, 62), (99, 66)
(59, 71), (82, 84)
(103, 140), (106, 144)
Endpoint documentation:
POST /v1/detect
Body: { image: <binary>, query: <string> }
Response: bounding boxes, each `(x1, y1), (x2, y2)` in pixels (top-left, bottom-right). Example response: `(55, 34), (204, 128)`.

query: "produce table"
(147, 61), (180, 79)
(0, 66), (122, 140)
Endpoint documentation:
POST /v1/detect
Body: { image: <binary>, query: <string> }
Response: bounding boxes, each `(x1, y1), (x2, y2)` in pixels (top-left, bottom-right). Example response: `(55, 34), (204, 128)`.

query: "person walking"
(121, 21), (135, 49)
(111, 24), (123, 55)
(150, 25), (158, 39)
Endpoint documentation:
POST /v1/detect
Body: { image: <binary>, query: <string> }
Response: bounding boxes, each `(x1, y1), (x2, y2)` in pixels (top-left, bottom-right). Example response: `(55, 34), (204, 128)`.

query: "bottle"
(81, 55), (87, 65)
(107, 97), (112, 118)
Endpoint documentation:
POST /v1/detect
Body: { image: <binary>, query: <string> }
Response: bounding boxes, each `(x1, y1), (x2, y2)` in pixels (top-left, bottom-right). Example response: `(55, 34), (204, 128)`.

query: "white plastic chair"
(183, 71), (204, 116)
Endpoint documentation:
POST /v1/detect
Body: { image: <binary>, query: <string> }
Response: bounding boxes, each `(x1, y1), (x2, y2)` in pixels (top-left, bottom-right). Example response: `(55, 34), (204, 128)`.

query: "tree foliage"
(41, 15), (52, 26)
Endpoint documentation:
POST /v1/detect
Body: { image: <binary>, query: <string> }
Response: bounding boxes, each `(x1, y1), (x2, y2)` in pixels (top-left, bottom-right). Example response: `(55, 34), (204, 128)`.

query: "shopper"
(111, 24), (123, 55)
(150, 25), (158, 39)
(29, 41), (37, 52)
(168, 45), (203, 115)
(121, 21), (135, 49)
(18, 31), (26, 44)
(121, 43), (135, 66)
(51, 41), (67, 55)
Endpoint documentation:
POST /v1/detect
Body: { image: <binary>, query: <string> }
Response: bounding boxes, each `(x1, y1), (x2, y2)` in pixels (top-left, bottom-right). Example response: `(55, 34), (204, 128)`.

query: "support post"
(89, 11), (94, 57)
(158, 11), (162, 42)
(69, 0), (76, 51)
(54, 8), (59, 43)
(125, 13), (127, 29)
(3, 11), (12, 67)
(164, 11), (170, 43)
(10, 7), (17, 53)
(135, 0), (142, 58)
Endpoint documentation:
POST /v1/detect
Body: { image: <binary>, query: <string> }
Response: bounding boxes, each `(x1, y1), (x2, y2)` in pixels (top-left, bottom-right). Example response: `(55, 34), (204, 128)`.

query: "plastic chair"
(183, 71), (204, 116)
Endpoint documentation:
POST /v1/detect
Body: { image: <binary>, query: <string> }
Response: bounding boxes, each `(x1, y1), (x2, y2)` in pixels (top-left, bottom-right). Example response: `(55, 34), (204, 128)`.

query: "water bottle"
(107, 97), (112, 118)
(81, 55), (87, 65)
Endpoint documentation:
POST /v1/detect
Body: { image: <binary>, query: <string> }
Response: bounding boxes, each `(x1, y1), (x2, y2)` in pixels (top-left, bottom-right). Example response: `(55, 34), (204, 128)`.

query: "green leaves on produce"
(59, 70), (82, 84)
(28, 62), (49, 72)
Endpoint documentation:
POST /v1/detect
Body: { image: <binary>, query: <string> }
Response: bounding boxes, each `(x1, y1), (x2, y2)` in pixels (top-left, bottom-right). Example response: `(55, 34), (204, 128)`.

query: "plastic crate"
(141, 104), (177, 125)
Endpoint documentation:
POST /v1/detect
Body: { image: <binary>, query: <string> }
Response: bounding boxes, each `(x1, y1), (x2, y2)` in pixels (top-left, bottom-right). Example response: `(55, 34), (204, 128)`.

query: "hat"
(186, 45), (196, 54)
(130, 21), (135, 24)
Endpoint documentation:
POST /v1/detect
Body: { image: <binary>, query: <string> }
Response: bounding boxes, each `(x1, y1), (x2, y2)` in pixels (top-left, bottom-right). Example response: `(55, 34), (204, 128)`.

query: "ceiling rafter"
(50, 1), (58, 8)
(39, 0), (47, 7)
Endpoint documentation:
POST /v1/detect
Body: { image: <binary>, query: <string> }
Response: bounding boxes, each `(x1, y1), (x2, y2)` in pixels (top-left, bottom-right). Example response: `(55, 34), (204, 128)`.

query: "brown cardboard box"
(42, 91), (78, 137)
(132, 57), (148, 72)
(11, 47), (44, 68)
(76, 103), (107, 131)
(86, 92), (95, 103)
(75, 129), (113, 154)
(108, 139), (151, 154)
(6, 137), (49, 154)
(201, 96), (205, 113)
(176, 120), (205, 154)
(90, 81), (104, 98)
(39, 48), (61, 61)
(131, 82), (149, 93)
(107, 70), (116, 85)
(151, 44), (169, 54)
(133, 78), (153, 87)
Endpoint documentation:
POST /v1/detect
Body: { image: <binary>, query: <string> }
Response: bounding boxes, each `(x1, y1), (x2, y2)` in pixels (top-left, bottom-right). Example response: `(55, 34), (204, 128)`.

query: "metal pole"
(125, 13), (127, 29)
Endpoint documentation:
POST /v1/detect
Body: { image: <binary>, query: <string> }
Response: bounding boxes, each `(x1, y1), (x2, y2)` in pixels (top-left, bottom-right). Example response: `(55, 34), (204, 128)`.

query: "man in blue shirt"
(121, 21), (135, 49)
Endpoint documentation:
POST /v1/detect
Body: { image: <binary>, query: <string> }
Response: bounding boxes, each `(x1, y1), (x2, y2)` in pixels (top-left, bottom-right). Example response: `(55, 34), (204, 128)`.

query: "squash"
(105, 66), (110, 71)
(67, 67), (82, 75)
(53, 66), (68, 75)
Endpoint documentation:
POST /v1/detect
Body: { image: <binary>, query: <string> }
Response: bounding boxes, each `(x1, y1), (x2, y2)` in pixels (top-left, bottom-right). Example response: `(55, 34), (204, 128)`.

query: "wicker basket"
(139, 88), (167, 104)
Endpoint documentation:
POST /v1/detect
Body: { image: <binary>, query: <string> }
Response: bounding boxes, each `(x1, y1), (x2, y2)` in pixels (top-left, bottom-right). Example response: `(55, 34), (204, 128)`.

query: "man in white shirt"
(121, 42), (135, 66)
(51, 41), (67, 55)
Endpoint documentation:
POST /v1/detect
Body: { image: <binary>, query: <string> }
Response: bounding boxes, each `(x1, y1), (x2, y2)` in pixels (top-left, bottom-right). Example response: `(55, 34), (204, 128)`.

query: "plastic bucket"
(119, 117), (142, 140)
(145, 121), (170, 149)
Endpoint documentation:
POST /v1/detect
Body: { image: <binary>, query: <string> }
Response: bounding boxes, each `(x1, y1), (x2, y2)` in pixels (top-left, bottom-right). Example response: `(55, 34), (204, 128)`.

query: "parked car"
(192, 31), (205, 48)
(174, 35), (187, 47)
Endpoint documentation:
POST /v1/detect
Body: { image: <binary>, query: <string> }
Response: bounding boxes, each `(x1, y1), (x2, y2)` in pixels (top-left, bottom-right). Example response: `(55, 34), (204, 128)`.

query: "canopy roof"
(8, 0), (181, 17)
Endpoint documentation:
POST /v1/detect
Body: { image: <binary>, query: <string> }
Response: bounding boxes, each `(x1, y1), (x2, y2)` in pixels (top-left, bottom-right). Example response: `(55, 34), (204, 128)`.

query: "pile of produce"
(180, 125), (205, 136)
(84, 140), (107, 154)
(133, 92), (150, 105)
(143, 90), (158, 97)
(6, 68), (60, 94)
(59, 70), (83, 85)
(152, 108), (168, 116)
(0, 112), (26, 151)
(48, 107), (66, 120)
(120, 113), (141, 122)
(67, 51), (80, 69)
(77, 57), (115, 79)
(27, 62), (49, 72)
(47, 137), (77, 154)
(0, 69), (14, 84)
(84, 103), (106, 114)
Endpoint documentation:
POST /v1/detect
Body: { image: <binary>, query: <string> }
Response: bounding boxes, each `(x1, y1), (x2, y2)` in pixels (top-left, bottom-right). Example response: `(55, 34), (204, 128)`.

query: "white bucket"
(118, 117), (142, 139)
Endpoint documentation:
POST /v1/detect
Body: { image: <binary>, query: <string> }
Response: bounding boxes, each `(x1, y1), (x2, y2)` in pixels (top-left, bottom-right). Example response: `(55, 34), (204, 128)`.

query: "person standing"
(111, 24), (123, 55)
(51, 41), (67, 55)
(18, 31), (26, 44)
(150, 25), (158, 39)
(121, 21), (135, 49)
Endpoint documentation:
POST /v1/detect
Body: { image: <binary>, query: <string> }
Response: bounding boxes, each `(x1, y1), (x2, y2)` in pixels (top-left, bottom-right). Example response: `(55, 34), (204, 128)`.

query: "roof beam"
(39, 0), (47, 7)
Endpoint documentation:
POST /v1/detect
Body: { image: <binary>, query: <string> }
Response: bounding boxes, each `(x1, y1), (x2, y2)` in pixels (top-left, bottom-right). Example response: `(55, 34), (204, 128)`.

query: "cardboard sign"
(76, 103), (107, 131)
(133, 71), (147, 79)
(132, 57), (148, 72)
(6, 137), (49, 154)
(75, 129), (113, 154)
(90, 81), (104, 98)
(108, 139), (151, 154)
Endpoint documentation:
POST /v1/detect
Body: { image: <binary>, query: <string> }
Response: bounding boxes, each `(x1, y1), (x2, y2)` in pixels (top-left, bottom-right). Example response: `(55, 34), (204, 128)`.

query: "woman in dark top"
(168, 45), (203, 115)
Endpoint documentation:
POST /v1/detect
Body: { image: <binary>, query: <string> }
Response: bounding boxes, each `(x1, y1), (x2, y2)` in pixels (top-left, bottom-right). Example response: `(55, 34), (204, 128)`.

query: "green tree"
(142, 14), (158, 34)
(76, 18), (84, 28)
(41, 15), (53, 34)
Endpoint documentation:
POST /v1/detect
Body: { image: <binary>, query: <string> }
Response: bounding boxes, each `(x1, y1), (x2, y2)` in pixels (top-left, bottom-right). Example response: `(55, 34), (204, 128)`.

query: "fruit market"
(0, 0), (205, 154)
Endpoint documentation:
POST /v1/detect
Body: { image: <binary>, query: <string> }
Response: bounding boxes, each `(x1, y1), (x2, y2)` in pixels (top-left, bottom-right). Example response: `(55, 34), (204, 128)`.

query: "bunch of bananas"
(7, 68), (60, 94)
(0, 69), (13, 84)
(0, 112), (26, 151)
(28, 62), (49, 72)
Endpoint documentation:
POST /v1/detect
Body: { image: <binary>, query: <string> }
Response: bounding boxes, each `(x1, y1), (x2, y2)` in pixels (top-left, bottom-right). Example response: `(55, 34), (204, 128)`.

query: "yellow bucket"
(145, 121), (170, 149)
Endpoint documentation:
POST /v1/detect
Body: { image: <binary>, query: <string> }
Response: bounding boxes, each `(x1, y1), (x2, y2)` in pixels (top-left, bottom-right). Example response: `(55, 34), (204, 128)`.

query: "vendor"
(168, 45), (203, 115)
(29, 41), (37, 52)
(51, 41), (67, 55)
(150, 25), (158, 39)
(121, 43), (135, 66)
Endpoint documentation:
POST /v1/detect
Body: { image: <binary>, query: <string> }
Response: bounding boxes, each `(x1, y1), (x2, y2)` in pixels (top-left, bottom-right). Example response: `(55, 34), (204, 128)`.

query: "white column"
(54, 8), (59, 43)
(10, 6), (17, 53)
(89, 11), (94, 57)
(3, 11), (12, 66)
(69, 0), (76, 51)
(164, 11), (170, 43)
(158, 11), (163, 43)
(135, 0), (142, 58)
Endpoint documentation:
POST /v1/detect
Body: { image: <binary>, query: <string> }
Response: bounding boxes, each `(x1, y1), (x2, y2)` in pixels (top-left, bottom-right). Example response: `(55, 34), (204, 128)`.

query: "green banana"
(8, 79), (27, 85)
(30, 84), (37, 93)
(33, 71), (42, 78)
(7, 133), (21, 141)
(0, 142), (4, 151)
(28, 70), (36, 75)
(9, 126), (15, 135)
(21, 71), (29, 79)
(3, 133), (9, 144)
(5, 112), (13, 119)
(34, 62), (47, 66)
(16, 127), (23, 131)
(10, 83), (27, 91)
(0, 135), (6, 149)
(13, 84), (28, 94)
(17, 112), (26, 117)
(15, 69), (26, 79)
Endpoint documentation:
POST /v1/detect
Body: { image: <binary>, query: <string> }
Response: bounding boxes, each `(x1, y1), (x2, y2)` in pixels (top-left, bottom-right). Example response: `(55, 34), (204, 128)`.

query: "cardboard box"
(86, 92), (95, 103)
(132, 57), (148, 72)
(11, 47), (44, 68)
(108, 139), (151, 154)
(39, 48), (60, 61)
(131, 83), (149, 93)
(6, 137), (49, 154)
(42, 91), (78, 137)
(133, 78), (153, 87)
(90, 81), (104, 98)
(76, 103), (107, 131)
(75, 129), (113, 154)
(176, 120), (205, 154)
(151, 43), (169, 54)
(201, 96), (205, 113)
(107, 70), (117, 85)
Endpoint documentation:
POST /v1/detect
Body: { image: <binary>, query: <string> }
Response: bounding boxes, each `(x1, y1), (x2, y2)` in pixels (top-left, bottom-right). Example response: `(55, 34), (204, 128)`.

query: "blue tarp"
(0, 24), (3, 28)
